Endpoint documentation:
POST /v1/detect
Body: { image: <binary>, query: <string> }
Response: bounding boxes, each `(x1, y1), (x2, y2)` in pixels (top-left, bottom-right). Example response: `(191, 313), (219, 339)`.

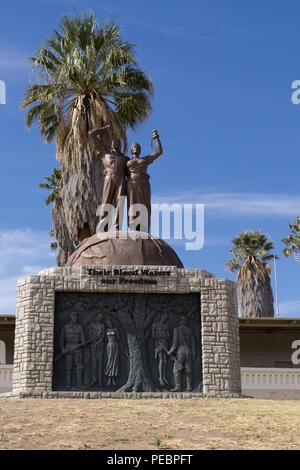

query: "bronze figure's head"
(111, 138), (122, 153)
(131, 142), (141, 158)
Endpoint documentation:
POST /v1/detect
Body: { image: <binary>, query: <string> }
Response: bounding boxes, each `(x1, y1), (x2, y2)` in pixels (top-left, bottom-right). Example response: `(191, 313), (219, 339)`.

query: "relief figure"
(168, 316), (196, 392)
(59, 312), (86, 389)
(152, 313), (170, 387)
(104, 319), (120, 386)
(88, 313), (106, 387)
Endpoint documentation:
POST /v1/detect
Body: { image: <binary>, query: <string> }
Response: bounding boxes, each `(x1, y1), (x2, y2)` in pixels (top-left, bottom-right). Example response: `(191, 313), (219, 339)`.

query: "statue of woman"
(104, 319), (120, 386)
(127, 129), (163, 232)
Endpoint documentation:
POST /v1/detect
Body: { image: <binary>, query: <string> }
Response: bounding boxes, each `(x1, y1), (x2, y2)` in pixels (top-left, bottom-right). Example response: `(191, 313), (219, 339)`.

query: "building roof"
(0, 315), (15, 325)
(239, 317), (300, 333)
(240, 317), (300, 326)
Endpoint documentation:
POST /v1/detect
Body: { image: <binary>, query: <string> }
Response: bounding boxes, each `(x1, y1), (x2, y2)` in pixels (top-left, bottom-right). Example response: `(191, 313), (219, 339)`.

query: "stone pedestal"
(11, 265), (241, 398)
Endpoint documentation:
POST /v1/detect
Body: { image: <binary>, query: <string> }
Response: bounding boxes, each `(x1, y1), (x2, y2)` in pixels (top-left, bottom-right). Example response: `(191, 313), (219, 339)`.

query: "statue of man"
(88, 313), (106, 387)
(168, 316), (196, 392)
(59, 312), (86, 389)
(89, 125), (129, 231)
(152, 313), (170, 387)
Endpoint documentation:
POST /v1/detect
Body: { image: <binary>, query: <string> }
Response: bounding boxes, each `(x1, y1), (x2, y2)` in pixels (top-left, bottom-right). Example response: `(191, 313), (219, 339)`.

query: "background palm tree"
(282, 216), (300, 262)
(38, 166), (62, 206)
(226, 230), (277, 318)
(39, 167), (75, 266)
(21, 12), (153, 246)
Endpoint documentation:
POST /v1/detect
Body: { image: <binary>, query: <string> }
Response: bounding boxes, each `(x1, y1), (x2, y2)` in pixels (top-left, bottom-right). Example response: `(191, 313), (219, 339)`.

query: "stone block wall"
(200, 279), (240, 396)
(11, 266), (241, 398)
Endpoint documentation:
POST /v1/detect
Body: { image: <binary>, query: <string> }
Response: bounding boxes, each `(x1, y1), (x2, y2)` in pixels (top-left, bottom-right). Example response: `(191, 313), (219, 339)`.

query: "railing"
(1, 366), (300, 394)
(0, 365), (13, 392)
(241, 367), (300, 390)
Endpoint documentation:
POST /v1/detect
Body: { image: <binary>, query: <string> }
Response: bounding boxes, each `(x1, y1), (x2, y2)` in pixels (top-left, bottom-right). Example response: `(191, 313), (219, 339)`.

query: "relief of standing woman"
(104, 319), (120, 387)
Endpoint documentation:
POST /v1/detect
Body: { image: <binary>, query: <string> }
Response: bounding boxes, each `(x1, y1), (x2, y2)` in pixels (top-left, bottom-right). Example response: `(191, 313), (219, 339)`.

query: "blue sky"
(1, 0), (300, 316)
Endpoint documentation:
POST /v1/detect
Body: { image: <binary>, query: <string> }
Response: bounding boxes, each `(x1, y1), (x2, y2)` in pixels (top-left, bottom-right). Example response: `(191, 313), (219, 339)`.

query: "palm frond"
(226, 229), (276, 279)
(282, 216), (300, 259)
(21, 11), (153, 170)
(38, 167), (62, 206)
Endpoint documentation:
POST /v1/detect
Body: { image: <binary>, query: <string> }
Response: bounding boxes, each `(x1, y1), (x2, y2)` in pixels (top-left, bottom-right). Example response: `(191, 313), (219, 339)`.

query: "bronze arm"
(89, 125), (111, 153)
(149, 129), (163, 161)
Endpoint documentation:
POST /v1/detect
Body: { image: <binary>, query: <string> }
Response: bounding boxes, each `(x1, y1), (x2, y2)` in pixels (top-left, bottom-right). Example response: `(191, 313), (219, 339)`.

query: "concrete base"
(1, 391), (243, 399)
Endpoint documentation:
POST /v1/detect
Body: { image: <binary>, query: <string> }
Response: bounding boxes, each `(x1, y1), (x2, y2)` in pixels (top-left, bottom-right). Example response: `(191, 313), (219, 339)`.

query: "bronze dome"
(66, 231), (184, 268)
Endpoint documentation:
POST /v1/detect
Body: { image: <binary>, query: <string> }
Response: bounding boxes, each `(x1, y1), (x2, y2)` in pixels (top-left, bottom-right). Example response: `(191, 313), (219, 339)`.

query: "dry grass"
(0, 398), (299, 450)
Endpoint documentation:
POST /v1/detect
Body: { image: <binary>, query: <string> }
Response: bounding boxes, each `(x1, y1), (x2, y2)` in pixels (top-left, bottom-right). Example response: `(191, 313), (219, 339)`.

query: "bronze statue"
(88, 313), (106, 387)
(152, 313), (170, 387)
(59, 312), (86, 389)
(168, 316), (196, 392)
(127, 129), (163, 232)
(89, 125), (129, 231)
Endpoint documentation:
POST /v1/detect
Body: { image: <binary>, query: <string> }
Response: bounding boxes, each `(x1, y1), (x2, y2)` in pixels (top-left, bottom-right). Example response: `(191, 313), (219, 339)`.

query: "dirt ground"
(0, 398), (299, 450)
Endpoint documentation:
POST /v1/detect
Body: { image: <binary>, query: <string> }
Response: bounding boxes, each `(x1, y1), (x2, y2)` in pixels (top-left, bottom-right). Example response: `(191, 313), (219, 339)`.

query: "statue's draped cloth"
(126, 155), (156, 230)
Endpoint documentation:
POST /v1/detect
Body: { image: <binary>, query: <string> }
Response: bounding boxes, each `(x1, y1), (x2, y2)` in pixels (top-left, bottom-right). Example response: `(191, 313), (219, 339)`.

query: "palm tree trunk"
(52, 199), (75, 266)
(238, 275), (275, 318)
(61, 145), (104, 245)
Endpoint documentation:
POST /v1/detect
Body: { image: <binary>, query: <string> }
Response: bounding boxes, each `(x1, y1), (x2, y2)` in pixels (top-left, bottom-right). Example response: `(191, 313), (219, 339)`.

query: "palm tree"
(39, 167), (75, 266)
(282, 216), (300, 262)
(38, 166), (62, 206)
(21, 12), (153, 245)
(226, 230), (277, 318)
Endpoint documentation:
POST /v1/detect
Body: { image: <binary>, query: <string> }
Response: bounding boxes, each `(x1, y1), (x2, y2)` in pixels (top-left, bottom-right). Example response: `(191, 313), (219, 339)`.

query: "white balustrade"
(0, 365), (13, 392)
(1, 366), (299, 394)
(241, 367), (300, 391)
